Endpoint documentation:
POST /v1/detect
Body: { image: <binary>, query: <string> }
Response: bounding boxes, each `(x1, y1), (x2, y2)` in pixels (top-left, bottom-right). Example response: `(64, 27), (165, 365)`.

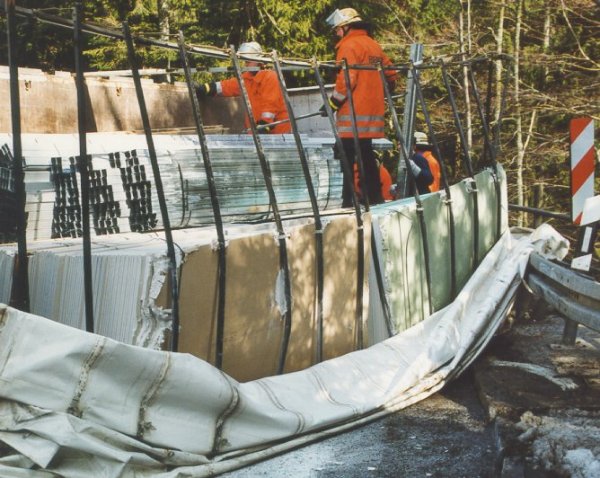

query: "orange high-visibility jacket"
(218, 70), (290, 134)
(422, 150), (441, 192)
(333, 29), (397, 139)
(353, 163), (394, 200)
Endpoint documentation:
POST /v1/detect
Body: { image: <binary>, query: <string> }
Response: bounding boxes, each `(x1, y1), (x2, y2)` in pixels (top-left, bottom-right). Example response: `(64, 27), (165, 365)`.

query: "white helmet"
(326, 8), (362, 30)
(238, 41), (264, 60)
(414, 131), (429, 146)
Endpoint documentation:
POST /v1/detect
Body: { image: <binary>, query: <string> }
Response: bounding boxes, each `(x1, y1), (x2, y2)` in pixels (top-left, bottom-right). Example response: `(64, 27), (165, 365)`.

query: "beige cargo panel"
(177, 214), (371, 382)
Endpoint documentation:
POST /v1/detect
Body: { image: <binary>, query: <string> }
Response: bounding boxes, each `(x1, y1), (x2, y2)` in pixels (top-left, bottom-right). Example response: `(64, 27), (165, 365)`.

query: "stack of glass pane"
(0, 134), (344, 242)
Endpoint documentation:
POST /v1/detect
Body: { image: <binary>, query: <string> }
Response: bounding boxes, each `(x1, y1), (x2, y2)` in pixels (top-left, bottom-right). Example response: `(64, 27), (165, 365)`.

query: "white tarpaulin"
(0, 225), (568, 477)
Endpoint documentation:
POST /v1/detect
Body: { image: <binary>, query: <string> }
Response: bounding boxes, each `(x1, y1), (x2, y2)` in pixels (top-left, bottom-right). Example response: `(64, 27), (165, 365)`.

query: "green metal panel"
(449, 180), (475, 293)
(369, 167), (507, 336)
(421, 192), (452, 312)
(377, 202), (429, 333)
(475, 170), (498, 261)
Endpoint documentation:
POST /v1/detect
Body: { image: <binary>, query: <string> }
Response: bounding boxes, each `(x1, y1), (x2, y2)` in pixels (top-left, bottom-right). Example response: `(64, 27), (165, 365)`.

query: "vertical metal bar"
(466, 63), (496, 167)
(341, 59), (369, 347)
(378, 63), (433, 317)
(6, 0), (29, 312)
(341, 59), (369, 213)
(229, 46), (292, 374)
(412, 64), (457, 300)
(122, 22), (181, 351)
(73, 2), (94, 333)
(177, 31), (227, 369)
(562, 319), (578, 345)
(466, 62), (503, 242)
(397, 43), (424, 197)
(441, 61), (480, 270)
(272, 52), (326, 363)
(313, 61), (365, 350)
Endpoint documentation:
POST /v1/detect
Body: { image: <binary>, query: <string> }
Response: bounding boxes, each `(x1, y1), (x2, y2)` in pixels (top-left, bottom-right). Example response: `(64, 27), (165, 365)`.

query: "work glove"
(408, 159), (422, 177)
(195, 81), (217, 98)
(319, 96), (343, 117)
(257, 120), (272, 134)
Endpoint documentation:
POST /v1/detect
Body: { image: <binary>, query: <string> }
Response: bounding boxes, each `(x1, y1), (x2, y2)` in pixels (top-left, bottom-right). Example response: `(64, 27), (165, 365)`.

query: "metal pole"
(272, 52), (327, 363)
(441, 61), (480, 270)
(378, 63), (433, 317)
(73, 2), (95, 333)
(412, 64), (457, 300)
(466, 64), (497, 168)
(313, 61), (365, 350)
(177, 31), (228, 369)
(397, 43), (423, 198)
(229, 45), (292, 374)
(466, 63), (503, 242)
(122, 22), (181, 351)
(6, 0), (29, 312)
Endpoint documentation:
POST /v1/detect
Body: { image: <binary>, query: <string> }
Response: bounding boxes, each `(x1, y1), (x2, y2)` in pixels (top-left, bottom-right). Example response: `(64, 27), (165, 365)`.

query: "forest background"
(1, 0), (599, 244)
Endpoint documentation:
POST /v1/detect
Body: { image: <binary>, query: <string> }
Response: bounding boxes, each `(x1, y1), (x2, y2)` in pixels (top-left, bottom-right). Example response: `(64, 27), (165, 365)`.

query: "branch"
(559, 0), (600, 68)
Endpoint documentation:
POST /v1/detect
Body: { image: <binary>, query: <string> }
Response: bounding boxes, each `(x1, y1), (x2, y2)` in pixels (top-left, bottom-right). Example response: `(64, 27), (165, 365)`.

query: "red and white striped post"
(570, 117), (598, 272)
(570, 117), (596, 225)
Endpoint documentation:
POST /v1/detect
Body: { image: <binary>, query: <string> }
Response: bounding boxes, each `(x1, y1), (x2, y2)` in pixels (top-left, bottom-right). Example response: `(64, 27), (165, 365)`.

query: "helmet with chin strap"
(325, 8), (362, 30)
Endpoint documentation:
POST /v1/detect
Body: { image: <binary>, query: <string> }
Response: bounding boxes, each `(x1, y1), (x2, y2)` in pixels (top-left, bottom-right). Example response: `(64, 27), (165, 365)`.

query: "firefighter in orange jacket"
(414, 131), (441, 192)
(196, 42), (290, 134)
(353, 161), (394, 201)
(321, 8), (397, 207)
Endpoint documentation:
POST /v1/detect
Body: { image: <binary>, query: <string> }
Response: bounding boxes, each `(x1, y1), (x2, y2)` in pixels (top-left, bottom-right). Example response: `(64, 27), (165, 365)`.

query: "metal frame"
(412, 64), (457, 299)
(123, 21), (181, 352)
(5, 0), (29, 312)
(271, 52), (327, 363)
(379, 63), (433, 316)
(313, 60), (366, 350)
(73, 1), (95, 332)
(229, 45), (293, 374)
(177, 31), (228, 369)
(441, 61), (480, 271)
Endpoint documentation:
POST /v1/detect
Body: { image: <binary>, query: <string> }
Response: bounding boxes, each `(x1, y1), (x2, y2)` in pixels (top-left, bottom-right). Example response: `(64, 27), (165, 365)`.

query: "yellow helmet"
(326, 8), (362, 30)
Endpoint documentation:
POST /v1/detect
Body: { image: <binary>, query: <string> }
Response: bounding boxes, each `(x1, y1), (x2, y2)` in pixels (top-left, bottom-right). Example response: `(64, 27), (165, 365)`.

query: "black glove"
(195, 81), (217, 98)
(319, 96), (343, 117)
(257, 120), (272, 134)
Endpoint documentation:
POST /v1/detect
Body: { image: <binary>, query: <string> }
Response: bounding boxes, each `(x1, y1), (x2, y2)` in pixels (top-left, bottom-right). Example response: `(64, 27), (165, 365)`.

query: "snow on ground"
(516, 410), (600, 477)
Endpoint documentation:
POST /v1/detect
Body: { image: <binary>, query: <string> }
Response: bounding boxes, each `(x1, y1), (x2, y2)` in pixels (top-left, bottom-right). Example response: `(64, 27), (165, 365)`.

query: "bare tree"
(514, 0), (524, 226)
(459, 0), (473, 149)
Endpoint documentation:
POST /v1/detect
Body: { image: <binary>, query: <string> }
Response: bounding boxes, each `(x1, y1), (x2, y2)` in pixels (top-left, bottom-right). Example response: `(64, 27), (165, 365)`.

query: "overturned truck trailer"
(0, 173), (570, 477)
(0, 5), (555, 475)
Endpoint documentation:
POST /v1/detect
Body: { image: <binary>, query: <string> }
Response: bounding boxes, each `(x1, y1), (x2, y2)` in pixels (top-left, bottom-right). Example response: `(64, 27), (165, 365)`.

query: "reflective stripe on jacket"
(218, 70), (290, 134)
(334, 29), (397, 139)
(422, 150), (441, 192)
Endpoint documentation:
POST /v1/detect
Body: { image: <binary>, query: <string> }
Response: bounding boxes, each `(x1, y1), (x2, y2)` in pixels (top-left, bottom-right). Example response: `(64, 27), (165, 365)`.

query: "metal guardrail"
(526, 252), (600, 344)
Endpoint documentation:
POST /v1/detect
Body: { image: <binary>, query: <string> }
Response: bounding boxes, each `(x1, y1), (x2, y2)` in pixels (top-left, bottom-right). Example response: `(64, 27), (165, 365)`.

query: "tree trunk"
(158, 0), (171, 81)
(514, 0), (524, 226)
(459, 0), (473, 151)
(495, 1), (505, 125)
(542, 1), (552, 88)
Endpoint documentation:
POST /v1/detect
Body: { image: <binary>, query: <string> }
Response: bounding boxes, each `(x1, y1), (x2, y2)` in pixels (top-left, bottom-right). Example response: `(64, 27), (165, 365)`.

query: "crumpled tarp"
(0, 224), (567, 477)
